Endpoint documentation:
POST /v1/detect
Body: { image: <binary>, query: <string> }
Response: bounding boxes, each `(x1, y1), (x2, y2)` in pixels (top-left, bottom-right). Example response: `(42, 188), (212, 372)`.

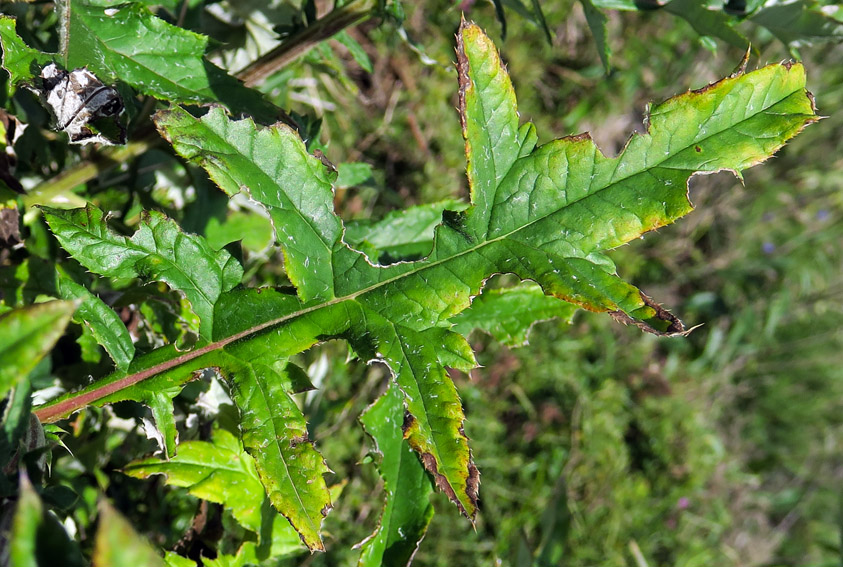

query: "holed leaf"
(344, 200), (468, 263)
(35, 20), (817, 547)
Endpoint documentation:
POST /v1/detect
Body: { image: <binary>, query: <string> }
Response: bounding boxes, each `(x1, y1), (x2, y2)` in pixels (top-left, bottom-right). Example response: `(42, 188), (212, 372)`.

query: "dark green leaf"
(58, 1), (279, 122)
(335, 162), (374, 188)
(529, 0), (553, 43)
(0, 383), (32, 471)
(0, 258), (134, 370)
(580, 0), (611, 73)
(663, 0), (749, 49)
(55, 267), (135, 371)
(491, 0), (508, 39)
(0, 17), (53, 91)
(334, 31), (373, 73)
(750, 0), (843, 46)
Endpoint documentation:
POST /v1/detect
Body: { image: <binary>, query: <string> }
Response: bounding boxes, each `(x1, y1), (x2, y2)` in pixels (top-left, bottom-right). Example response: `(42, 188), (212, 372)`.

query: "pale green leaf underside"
(37, 20), (816, 548)
(123, 428), (266, 534)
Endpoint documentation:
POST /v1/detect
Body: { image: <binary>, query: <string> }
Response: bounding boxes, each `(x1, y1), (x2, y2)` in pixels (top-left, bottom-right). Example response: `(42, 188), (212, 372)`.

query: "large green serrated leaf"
(0, 301), (75, 399)
(36, 20), (817, 543)
(123, 428), (266, 533)
(42, 205), (242, 342)
(153, 19), (816, 517)
(357, 384), (434, 567)
(59, 0), (278, 121)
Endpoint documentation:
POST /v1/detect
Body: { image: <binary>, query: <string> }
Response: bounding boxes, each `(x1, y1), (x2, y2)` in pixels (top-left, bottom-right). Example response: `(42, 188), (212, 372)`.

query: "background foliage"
(1, 1), (842, 566)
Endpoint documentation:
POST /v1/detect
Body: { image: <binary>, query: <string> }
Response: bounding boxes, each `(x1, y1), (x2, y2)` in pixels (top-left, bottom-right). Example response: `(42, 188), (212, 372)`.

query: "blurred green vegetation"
(273, 3), (843, 565)
(3, 1), (842, 565)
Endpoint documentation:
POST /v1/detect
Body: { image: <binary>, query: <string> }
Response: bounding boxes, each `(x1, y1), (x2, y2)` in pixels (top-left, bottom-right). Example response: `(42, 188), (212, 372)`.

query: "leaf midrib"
(125, 458), (251, 478)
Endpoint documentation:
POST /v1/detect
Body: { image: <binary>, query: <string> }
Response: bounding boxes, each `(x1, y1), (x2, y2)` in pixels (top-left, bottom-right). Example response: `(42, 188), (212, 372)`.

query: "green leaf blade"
(221, 353), (331, 551)
(751, 0), (843, 46)
(358, 384), (434, 567)
(663, 0), (749, 49)
(124, 428), (266, 533)
(457, 21), (522, 239)
(11, 474), (86, 567)
(56, 267), (134, 371)
(65, 2), (278, 121)
(0, 301), (75, 398)
(451, 282), (578, 346)
(155, 107), (341, 303)
(580, 0), (611, 73)
(0, 16), (53, 89)
(42, 204), (242, 341)
(362, 317), (479, 517)
(93, 499), (165, 567)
